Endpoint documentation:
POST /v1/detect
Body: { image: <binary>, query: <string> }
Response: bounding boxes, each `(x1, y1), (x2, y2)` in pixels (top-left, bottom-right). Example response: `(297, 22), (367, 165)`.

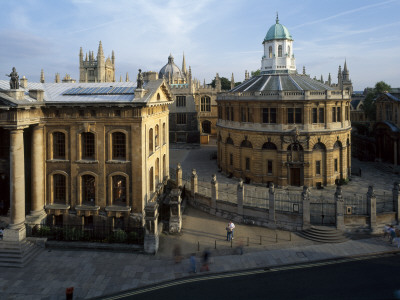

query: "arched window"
(112, 132), (126, 160)
(278, 45), (282, 57)
(82, 175), (95, 204)
(157, 93), (160, 100)
(81, 132), (95, 159)
(287, 143), (303, 151)
(201, 96), (211, 112)
(313, 142), (326, 150)
(287, 45), (290, 56)
(162, 123), (166, 144)
(149, 167), (154, 192)
(333, 141), (342, 149)
(240, 140), (253, 148)
(149, 128), (153, 153)
(155, 158), (160, 185)
(53, 174), (66, 204)
(226, 137), (234, 145)
(155, 125), (159, 147)
(269, 46), (272, 58)
(53, 132), (65, 159)
(262, 142), (277, 150)
(112, 175), (126, 204)
(162, 154), (166, 179)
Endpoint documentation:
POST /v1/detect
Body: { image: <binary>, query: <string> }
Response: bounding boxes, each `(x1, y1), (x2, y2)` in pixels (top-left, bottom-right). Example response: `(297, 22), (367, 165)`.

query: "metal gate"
(310, 194), (336, 225)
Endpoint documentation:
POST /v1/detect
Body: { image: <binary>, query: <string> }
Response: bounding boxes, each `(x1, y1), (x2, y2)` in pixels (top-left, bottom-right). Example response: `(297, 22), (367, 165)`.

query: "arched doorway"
(287, 143), (304, 186)
(202, 120), (211, 134)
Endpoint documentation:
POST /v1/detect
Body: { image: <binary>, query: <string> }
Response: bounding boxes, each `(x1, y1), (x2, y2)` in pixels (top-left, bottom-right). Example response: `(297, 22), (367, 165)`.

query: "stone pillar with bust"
(268, 182), (276, 226)
(176, 163), (182, 188)
(144, 201), (160, 254)
(302, 186), (311, 230)
(168, 189), (182, 234)
(367, 185), (378, 234)
(335, 185), (345, 231)
(237, 179), (244, 216)
(210, 174), (218, 214)
(191, 169), (198, 196)
(3, 128), (26, 241)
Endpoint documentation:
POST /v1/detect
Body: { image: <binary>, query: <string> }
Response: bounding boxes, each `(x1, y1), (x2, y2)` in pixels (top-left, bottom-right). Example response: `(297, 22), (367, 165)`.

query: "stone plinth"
(144, 202), (160, 254)
(3, 89), (25, 100)
(3, 226), (26, 242)
(169, 189), (182, 234)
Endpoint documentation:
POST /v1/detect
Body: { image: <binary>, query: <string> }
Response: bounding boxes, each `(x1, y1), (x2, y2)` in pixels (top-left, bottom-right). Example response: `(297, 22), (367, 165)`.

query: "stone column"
(268, 182), (276, 225)
(30, 124), (46, 217)
(394, 141), (398, 166)
(335, 185), (345, 231)
(302, 186), (311, 230)
(393, 182), (400, 224)
(237, 179), (244, 216)
(144, 202), (160, 254)
(191, 169), (198, 195)
(4, 128), (26, 241)
(169, 189), (182, 233)
(176, 163), (182, 188)
(210, 174), (218, 214)
(367, 185), (378, 234)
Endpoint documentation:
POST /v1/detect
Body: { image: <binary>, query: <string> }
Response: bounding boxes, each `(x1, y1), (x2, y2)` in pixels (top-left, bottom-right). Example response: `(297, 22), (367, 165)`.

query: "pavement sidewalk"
(0, 206), (399, 300)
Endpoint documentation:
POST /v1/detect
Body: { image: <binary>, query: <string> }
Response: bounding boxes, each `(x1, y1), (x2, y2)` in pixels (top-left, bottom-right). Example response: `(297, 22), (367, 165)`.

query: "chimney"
(20, 76), (28, 88)
(143, 71), (158, 82)
(29, 89), (44, 102)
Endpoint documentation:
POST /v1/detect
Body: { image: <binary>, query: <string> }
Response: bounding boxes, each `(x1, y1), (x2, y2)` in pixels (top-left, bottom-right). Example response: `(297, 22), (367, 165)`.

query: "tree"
(210, 77), (240, 90)
(251, 70), (260, 77)
(362, 81), (391, 121)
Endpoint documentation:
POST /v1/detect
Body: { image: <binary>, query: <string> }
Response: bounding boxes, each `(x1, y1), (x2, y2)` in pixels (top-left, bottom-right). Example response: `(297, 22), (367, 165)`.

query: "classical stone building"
(0, 71), (172, 241)
(217, 16), (352, 187)
(374, 91), (400, 166)
(158, 54), (221, 143)
(79, 41), (116, 83)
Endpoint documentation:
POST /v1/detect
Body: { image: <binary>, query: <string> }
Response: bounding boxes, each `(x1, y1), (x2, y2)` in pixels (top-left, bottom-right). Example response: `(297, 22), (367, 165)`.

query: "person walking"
(200, 249), (210, 272)
(189, 253), (197, 273)
(226, 221), (235, 241)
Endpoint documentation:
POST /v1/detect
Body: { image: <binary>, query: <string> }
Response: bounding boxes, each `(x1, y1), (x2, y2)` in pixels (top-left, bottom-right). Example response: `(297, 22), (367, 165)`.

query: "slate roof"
(230, 74), (333, 93)
(0, 80), (170, 105)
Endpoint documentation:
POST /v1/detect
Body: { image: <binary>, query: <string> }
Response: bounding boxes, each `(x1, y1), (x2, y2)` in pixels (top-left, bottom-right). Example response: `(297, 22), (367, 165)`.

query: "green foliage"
(251, 69), (261, 76)
(112, 229), (128, 243)
(362, 81), (391, 121)
(210, 77), (240, 90)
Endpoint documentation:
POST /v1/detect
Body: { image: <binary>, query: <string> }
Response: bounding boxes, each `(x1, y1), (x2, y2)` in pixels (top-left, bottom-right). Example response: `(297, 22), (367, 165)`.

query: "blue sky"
(0, 0), (399, 90)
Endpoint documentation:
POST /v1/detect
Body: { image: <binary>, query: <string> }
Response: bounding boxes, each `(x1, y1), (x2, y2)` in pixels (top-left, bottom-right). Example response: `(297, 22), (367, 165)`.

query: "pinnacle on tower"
(343, 59), (348, 73)
(112, 50), (115, 65)
(79, 47), (83, 61)
(126, 72), (129, 82)
(231, 73), (235, 90)
(120, 75), (123, 82)
(276, 12), (279, 24)
(320, 74), (323, 83)
(182, 52), (187, 74)
(40, 69), (45, 83)
(55, 73), (60, 83)
(203, 79), (206, 88)
(328, 73), (332, 86)
(97, 41), (104, 57)
(303, 66), (306, 75)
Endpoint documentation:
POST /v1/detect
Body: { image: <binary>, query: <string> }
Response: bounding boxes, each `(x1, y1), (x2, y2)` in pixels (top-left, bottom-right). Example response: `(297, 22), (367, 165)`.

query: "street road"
(101, 253), (400, 300)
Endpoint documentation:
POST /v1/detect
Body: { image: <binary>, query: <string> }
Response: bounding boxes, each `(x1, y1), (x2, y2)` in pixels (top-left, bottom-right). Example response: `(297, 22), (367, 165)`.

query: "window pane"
(295, 108), (302, 124)
(319, 108), (324, 123)
(312, 108), (317, 123)
(82, 133), (95, 159)
(53, 132), (65, 159)
(262, 108), (269, 123)
(287, 108), (294, 124)
(270, 108), (277, 123)
(54, 174), (66, 203)
(112, 132), (126, 159)
(337, 107), (341, 122)
(82, 175), (95, 203)
(268, 160), (273, 174)
(113, 176), (126, 203)
(316, 161), (321, 175)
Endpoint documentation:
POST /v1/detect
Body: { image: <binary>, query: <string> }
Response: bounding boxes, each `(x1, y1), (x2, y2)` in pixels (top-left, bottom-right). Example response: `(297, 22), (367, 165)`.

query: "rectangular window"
(245, 157), (250, 170)
(295, 108), (302, 124)
(270, 108), (277, 123)
(319, 108), (324, 123)
(218, 107), (222, 119)
(230, 107), (234, 121)
(176, 96), (186, 107)
(287, 108), (294, 124)
(82, 132), (95, 159)
(79, 110), (85, 117)
(247, 108), (253, 123)
(337, 107), (341, 122)
(241, 107), (246, 122)
(112, 132), (126, 160)
(334, 158), (338, 172)
(176, 113), (187, 125)
(316, 160), (321, 175)
(332, 107), (336, 122)
(226, 107), (230, 120)
(262, 108), (269, 123)
(267, 160), (273, 174)
(345, 106), (349, 121)
(312, 108), (318, 123)
(53, 132), (65, 159)
(230, 153), (233, 166)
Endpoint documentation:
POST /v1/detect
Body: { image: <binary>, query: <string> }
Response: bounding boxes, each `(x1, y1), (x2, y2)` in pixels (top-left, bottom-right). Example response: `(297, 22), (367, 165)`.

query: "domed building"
(216, 16), (352, 187)
(159, 54), (187, 84)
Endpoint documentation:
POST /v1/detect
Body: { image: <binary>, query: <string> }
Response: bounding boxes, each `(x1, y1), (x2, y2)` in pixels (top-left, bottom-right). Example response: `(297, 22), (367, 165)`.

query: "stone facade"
(216, 18), (352, 187)
(0, 76), (173, 239)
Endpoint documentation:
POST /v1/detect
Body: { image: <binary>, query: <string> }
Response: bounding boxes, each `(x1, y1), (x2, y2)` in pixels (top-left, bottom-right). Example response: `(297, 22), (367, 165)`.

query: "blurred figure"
(226, 221), (235, 241)
(189, 253), (197, 273)
(389, 226), (396, 244)
(200, 249), (210, 272)
(173, 244), (182, 263)
(236, 238), (244, 255)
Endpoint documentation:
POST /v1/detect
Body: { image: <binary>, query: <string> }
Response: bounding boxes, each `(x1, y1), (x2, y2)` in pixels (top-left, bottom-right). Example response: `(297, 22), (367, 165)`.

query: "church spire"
(182, 52), (187, 74)
(328, 73), (332, 86)
(79, 47), (83, 62)
(231, 73), (235, 90)
(97, 41), (104, 58)
(112, 50), (115, 65)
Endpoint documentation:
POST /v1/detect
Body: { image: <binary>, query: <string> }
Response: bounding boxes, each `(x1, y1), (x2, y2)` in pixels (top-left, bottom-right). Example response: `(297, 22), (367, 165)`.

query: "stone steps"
(0, 240), (43, 268)
(297, 226), (349, 243)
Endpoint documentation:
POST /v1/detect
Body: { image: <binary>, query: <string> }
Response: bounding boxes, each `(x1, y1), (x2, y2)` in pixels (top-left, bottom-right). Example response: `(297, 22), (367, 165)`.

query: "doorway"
(290, 168), (301, 186)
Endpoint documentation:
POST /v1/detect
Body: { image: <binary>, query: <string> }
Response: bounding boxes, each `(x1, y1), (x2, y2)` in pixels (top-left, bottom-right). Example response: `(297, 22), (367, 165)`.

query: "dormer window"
(269, 46), (272, 58)
(278, 45), (282, 57)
